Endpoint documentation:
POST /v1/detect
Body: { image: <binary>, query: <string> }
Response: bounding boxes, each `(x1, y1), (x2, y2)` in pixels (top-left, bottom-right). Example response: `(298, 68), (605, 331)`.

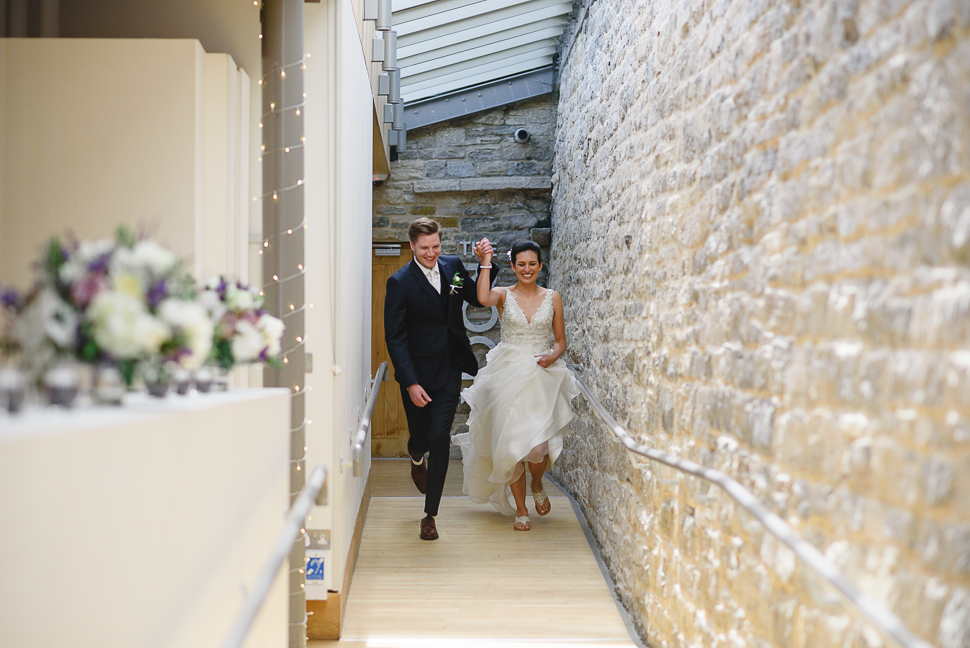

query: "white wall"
(303, 0), (374, 594)
(0, 39), (251, 293)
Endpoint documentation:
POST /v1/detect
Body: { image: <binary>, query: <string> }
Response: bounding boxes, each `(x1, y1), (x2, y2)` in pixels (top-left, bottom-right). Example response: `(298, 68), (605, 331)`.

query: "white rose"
(87, 291), (170, 359)
(231, 320), (266, 363)
(110, 240), (177, 280)
(59, 260), (86, 284)
(256, 313), (285, 357)
(225, 285), (257, 311)
(76, 239), (113, 264)
(38, 289), (78, 349)
(131, 240), (177, 276)
(198, 288), (228, 321)
(14, 289), (77, 352)
(159, 299), (214, 370)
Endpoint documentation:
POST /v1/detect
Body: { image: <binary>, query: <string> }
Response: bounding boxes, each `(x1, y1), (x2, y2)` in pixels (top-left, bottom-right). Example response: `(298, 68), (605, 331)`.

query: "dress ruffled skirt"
(453, 343), (579, 516)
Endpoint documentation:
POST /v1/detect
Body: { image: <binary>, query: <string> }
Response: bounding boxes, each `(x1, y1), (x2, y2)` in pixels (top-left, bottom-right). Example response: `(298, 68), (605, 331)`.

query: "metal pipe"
(351, 362), (388, 476)
(391, 102), (403, 131)
(567, 365), (936, 648)
(376, 0), (391, 31)
(388, 69), (401, 103)
(222, 466), (328, 648)
(382, 30), (397, 70)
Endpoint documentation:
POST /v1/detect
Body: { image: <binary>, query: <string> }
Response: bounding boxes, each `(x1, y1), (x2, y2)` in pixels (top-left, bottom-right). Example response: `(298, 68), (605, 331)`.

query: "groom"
(384, 218), (496, 540)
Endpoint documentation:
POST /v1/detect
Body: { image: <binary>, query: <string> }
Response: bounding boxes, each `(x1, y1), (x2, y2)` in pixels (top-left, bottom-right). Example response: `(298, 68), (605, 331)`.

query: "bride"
(453, 239), (579, 531)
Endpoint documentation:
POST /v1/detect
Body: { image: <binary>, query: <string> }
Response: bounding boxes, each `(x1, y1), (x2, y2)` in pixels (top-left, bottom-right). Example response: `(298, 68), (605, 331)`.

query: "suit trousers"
(400, 367), (463, 517)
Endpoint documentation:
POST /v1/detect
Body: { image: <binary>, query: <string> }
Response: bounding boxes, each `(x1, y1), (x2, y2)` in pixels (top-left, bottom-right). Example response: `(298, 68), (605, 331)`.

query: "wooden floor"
(310, 459), (638, 648)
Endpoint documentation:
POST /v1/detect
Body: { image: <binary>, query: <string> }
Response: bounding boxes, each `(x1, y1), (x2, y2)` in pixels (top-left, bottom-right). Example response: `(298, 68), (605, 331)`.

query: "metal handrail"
(567, 365), (934, 648)
(350, 361), (388, 477)
(222, 464), (328, 648)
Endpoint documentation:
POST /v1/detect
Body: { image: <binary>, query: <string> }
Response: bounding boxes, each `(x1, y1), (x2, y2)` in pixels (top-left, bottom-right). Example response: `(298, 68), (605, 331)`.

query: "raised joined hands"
(473, 238), (494, 265)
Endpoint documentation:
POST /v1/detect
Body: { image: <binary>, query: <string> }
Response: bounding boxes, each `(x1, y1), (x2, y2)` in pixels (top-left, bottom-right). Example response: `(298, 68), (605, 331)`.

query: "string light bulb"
(264, 241), (269, 247)
(270, 102), (275, 109)
(285, 147), (290, 153)
(297, 179), (303, 184)
(297, 264), (303, 270)
(287, 229), (293, 234)
(281, 70), (286, 78)
(259, 34), (263, 39)
(295, 109), (301, 116)
(259, 122), (263, 128)
(273, 191), (278, 200)
(258, 79), (263, 85)
(273, 275), (279, 281)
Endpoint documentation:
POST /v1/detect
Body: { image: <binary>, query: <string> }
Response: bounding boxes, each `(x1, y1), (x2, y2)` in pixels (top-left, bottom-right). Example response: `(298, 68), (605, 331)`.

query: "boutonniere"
(449, 273), (464, 295)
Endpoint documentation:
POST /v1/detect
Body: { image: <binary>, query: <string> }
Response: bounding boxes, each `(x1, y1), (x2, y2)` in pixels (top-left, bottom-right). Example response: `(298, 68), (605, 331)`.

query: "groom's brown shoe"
(410, 455), (427, 494)
(419, 515), (438, 541)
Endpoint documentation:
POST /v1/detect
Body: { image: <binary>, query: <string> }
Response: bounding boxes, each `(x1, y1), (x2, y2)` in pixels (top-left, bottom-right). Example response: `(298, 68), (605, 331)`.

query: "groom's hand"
(474, 238), (493, 265)
(407, 384), (432, 407)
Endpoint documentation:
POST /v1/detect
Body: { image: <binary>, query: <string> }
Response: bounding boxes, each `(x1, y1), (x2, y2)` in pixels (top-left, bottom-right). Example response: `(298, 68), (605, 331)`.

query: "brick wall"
(551, 1), (970, 646)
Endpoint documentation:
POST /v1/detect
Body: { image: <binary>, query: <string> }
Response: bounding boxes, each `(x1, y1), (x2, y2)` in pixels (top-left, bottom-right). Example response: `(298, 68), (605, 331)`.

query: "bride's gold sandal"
(514, 515), (531, 531)
(532, 489), (551, 516)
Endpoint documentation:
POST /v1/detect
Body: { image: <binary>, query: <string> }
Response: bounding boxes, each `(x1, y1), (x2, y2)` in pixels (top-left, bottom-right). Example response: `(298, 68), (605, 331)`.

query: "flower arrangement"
(199, 277), (284, 371)
(0, 227), (285, 395)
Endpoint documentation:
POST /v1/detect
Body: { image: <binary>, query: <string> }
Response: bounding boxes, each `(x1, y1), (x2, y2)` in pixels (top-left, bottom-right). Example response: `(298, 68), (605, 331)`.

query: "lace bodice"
(500, 289), (554, 353)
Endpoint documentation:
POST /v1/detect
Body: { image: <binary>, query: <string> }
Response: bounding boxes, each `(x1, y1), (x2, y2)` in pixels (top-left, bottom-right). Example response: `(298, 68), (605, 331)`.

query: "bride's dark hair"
(510, 241), (542, 265)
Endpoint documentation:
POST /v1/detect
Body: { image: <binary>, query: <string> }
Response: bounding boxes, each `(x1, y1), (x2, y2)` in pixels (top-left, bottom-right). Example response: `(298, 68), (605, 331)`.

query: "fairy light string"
(261, 1), (309, 646)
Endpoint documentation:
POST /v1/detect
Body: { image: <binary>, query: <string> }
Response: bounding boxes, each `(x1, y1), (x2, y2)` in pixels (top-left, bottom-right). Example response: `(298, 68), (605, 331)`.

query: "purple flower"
(0, 288), (19, 310)
(259, 347), (269, 361)
(218, 279), (228, 294)
(147, 280), (167, 308)
(88, 253), (111, 274)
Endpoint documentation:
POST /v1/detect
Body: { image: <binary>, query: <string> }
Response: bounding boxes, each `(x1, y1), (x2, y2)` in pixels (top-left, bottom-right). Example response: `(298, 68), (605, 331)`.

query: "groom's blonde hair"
(408, 217), (440, 243)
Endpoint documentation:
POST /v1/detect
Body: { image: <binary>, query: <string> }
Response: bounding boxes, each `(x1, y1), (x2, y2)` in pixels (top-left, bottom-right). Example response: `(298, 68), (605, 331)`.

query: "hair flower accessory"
(449, 273), (464, 295)
(506, 250), (512, 261)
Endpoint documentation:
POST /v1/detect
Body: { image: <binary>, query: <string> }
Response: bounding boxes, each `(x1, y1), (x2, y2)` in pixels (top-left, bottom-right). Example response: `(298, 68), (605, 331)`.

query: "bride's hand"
(535, 354), (555, 368)
(474, 238), (493, 265)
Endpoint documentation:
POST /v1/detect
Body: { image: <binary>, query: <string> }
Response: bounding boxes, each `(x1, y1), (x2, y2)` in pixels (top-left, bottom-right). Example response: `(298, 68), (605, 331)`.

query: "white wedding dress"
(453, 288), (580, 516)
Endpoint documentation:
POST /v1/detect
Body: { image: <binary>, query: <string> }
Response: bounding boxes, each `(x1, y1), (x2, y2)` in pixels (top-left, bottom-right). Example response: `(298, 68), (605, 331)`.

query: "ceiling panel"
(393, 0), (568, 104)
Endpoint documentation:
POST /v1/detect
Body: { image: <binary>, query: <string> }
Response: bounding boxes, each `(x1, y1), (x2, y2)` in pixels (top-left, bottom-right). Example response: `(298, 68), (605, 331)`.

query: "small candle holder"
(45, 363), (80, 407)
(194, 367), (214, 393)
(0, 367), (27, 413)
(93, 363), (125, 406)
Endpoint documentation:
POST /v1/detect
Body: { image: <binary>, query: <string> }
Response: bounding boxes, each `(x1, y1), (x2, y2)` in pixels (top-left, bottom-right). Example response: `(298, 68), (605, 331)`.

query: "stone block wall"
(374, 95), (558, 446)
(551, 1), (970, 647)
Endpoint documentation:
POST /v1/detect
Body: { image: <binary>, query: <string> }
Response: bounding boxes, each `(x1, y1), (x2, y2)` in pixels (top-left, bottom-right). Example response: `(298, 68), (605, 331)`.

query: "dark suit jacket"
(384, 255), (497, 391)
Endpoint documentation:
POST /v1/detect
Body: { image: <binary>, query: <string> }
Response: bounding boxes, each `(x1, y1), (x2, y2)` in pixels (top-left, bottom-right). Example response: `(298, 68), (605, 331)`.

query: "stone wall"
(551, 1), (970, 647)
(374, 94), (558, 447)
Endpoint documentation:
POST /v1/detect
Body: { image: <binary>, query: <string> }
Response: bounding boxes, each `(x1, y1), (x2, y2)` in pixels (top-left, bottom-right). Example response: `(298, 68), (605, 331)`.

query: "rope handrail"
(222, 464), (328, 648)
(566, 364), (934, 648)
(351, 362), (388, 477)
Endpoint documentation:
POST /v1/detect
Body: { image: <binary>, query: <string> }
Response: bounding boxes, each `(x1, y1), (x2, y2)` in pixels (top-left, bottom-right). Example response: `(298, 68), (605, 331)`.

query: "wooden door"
(372, 245), (413, 457)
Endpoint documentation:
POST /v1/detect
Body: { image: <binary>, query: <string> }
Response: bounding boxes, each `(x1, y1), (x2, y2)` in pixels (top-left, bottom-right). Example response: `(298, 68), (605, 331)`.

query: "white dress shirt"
(418, 261), (440, 293)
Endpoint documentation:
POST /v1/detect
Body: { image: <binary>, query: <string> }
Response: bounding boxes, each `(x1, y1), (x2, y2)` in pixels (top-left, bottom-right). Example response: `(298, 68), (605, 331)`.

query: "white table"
(0, 388), (291, 648)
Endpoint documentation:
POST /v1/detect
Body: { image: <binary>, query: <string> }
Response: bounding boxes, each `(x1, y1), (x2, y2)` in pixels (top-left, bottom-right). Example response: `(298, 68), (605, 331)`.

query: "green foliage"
(213, 338), (234, 371)
(44, 237), (65, 282)
(115, 225), (137, 248)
